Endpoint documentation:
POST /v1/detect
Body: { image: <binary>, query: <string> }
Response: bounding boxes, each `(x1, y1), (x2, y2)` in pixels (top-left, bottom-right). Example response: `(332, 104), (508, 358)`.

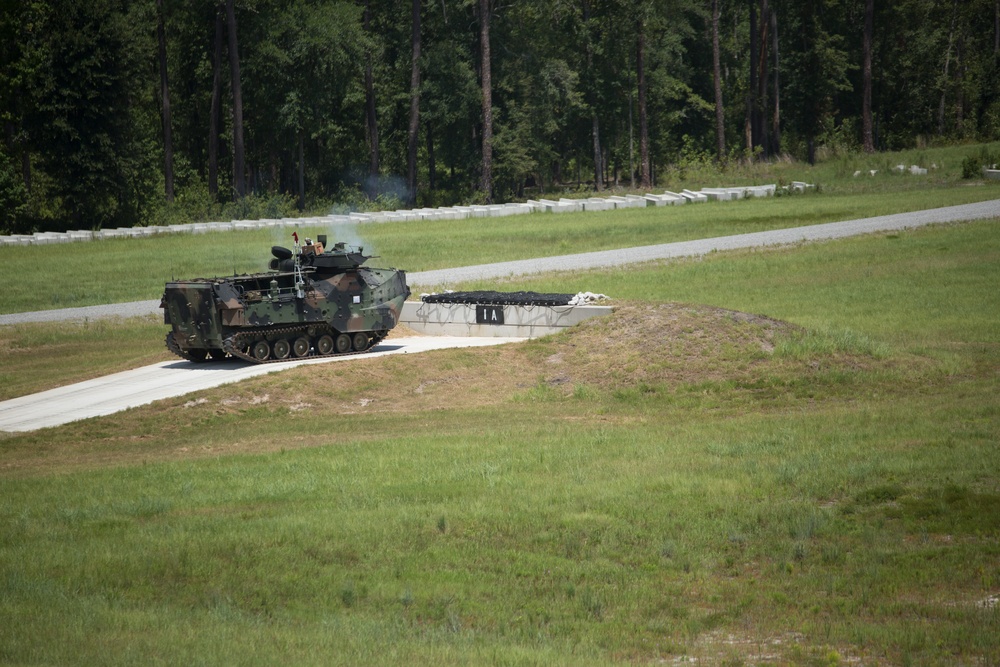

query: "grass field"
(2, 143), (999, 664)
(2, 194), (999, 665)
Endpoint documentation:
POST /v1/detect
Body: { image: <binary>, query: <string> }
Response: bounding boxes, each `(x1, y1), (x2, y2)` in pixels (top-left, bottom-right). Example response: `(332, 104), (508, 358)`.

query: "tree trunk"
(297, 133), (305, 211)
(938, 0), (958, 136)
(209, 5), (224, 201)
(427, 119), (436, 193)
(583, 0), (603, 190)
(757, 0), (769, 158)
(592, 116), (603, 190)
(407, 0), (421, 207)
(479, 0), (493, 203)
(747, 0), (758, 152)
(226, 0), (246, 199)
(627, 53), (635, 188)
(712, 0), (725, 162)
(156, 0), (174, 203)
(636, 18), (650, 188)
(363, 0), (379, 198)
(770, 5), (781, 156)
(862, 0), (874, 152)
(22, 140), (31, 195)
(956, 34), (965, 131)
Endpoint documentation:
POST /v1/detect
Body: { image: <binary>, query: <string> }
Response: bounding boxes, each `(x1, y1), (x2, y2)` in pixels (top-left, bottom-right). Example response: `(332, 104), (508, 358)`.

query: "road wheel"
(292, 337), (311, 357)
(352, 332), (369, 352)
(252, 340), (271, 361)
(335, 333), (352, 354)
(273, 339), (291, 360)
(316, 335), (334, 355)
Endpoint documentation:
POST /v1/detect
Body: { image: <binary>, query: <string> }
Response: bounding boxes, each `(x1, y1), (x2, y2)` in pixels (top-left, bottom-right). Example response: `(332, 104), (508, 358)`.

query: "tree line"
(1, 0), (999, 233)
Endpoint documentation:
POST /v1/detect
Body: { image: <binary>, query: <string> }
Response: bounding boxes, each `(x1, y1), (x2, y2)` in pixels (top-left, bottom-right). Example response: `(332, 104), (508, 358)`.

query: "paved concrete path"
(409, 199), (1000, 285)
(0, 336), (521, 432)
(2, 199), (996, 326)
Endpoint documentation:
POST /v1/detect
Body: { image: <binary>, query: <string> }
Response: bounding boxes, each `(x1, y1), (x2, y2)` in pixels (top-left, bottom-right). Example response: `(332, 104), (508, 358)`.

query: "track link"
(165, 332), (208, 362)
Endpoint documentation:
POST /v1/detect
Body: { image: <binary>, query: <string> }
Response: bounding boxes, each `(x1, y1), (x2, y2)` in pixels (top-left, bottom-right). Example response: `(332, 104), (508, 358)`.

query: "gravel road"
(2, 198), (997, 326)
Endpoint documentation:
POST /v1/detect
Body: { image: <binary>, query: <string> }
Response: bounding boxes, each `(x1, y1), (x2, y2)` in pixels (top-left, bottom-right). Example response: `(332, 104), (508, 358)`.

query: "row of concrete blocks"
(0, 204), (538, 246)
(1, 182), (802, 246)
(524, 184), (788, 212)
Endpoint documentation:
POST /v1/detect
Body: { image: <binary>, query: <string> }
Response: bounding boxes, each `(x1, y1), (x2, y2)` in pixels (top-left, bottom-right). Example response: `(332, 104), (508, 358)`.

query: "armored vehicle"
(162, 234), (409, 363)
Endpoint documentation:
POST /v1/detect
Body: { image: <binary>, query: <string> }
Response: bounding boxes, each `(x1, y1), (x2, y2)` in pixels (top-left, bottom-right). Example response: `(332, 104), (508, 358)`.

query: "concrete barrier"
(400, 301), (612, 338)
(1, 181), (790, 246)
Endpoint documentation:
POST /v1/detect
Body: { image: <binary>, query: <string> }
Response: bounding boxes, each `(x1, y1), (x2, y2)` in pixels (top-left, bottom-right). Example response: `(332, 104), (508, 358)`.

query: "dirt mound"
(207, 302), (805, 417)
(535, 302), (800, 391)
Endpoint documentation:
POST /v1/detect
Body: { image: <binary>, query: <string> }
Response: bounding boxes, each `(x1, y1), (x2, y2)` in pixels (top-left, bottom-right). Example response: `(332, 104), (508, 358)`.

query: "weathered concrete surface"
(400, 302), (612, 338)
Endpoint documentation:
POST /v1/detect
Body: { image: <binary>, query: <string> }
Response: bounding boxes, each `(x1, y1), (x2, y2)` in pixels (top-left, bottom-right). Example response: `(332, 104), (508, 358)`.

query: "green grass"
(2, 212), (999, 664)
(1, 141), (999, 314)
(497, 217), (1000, 352)
(0, 315), (170, 401)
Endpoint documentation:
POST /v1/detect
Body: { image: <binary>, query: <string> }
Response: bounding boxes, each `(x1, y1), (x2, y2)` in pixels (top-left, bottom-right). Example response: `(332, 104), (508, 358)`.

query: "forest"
(1, 0), (999, 234)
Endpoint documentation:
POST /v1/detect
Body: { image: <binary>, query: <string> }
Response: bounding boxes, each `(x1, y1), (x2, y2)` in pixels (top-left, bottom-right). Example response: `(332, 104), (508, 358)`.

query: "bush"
(961, 147), (1000, 179)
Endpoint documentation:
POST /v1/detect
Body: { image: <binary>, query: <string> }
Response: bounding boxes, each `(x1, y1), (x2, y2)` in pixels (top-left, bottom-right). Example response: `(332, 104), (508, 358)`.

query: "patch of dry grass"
(0, 302), (899, 476)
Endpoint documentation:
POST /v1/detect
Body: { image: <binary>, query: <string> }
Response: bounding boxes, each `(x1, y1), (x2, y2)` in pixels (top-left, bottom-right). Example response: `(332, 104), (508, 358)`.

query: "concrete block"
(411, 208), (441, 221)
(556, 199), (584, 212)
(680, 189), (708, 203)
(791, 181), (815, 193)
(582, 198), (614, 211)
(909, 165), (927, 175)
(33, 232), (67, 244)
(660, 191), (687, 205)
(438, 208), (466, 220)
(985, 169), (1000, 181)
(606, 195), (644, 209)
(503, 203), (532, 216)
(537, 199), (577, 213)
(747, 184), (776, 197)
(401, 301), (613, 338)
(700, 188), (736, 202)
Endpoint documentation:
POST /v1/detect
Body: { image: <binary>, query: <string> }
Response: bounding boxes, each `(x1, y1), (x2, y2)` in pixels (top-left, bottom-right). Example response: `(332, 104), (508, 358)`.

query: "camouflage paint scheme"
(161, 238), (409, 362)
